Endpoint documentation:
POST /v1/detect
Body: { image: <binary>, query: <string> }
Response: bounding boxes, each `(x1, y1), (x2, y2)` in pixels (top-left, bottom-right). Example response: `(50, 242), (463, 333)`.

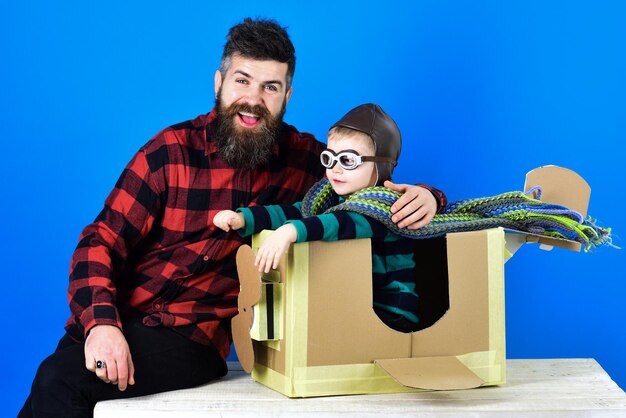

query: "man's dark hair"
(220, 18), (296, 88)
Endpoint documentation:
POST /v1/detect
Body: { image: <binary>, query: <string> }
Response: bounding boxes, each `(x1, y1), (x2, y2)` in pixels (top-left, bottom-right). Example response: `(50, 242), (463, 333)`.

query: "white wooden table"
(95, 359), (626, 417)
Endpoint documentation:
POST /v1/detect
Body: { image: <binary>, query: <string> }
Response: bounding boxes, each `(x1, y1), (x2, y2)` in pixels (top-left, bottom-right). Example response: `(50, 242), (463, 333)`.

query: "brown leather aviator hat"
(330, 103), (401, 186)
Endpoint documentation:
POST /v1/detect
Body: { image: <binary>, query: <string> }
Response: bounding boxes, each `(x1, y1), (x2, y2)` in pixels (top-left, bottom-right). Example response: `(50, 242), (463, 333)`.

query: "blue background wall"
(3, 1), (624, 414)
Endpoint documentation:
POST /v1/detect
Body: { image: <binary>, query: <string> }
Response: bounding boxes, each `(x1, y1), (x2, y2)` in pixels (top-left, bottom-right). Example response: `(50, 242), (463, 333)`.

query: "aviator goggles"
(320, 149), (396, 170)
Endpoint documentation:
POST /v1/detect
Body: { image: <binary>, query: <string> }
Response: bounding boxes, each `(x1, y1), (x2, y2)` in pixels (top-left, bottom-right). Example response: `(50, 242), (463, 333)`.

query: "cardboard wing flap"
(375, 357), (484, 390)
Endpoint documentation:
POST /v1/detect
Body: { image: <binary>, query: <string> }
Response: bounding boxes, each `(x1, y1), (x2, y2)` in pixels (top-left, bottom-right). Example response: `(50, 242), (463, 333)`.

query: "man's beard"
(213, 96), (285, 170)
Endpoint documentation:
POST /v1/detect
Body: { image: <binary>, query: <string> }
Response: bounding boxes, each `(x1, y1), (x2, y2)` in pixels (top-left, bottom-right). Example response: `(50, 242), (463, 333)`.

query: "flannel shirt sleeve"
(68, 148), (162, 336)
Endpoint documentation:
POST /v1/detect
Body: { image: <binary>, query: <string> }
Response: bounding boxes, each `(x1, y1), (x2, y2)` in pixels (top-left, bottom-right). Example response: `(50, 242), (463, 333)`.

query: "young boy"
(214, 103), (440, 332)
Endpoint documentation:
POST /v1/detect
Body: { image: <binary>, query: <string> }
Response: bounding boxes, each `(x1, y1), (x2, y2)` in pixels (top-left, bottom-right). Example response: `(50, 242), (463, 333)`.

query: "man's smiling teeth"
(238, 111), (261, 126)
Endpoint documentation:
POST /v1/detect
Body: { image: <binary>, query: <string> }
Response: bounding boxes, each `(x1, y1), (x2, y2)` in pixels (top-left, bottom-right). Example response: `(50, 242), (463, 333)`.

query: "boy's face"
(325, 134), (377, 196)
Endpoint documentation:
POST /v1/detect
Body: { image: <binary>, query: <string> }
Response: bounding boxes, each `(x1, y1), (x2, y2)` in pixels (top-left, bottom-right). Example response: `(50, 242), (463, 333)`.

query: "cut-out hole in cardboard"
(372, 236), (450, 334)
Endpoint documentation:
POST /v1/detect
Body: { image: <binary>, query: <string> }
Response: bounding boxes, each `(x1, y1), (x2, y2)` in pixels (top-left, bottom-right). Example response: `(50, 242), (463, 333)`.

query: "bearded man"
(19, 18), (446, 418)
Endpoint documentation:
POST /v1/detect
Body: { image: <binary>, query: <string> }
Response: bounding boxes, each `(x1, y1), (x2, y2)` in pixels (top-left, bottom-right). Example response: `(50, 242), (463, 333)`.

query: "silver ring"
(96, 360), (107, 369)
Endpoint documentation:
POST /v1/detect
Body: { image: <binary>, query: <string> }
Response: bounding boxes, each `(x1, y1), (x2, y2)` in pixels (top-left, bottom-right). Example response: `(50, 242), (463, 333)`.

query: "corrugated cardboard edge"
(375, 356), (484, 390)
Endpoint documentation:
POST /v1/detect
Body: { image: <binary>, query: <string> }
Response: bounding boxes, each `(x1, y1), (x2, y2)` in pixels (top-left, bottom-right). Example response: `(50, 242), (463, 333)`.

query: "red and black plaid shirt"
(66, 109), (447, 360)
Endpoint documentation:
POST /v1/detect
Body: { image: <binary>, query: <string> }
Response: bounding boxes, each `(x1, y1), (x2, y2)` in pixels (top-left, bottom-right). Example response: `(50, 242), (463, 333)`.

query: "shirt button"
(154, 303), (161, 310)
(203, 255), (209, 261)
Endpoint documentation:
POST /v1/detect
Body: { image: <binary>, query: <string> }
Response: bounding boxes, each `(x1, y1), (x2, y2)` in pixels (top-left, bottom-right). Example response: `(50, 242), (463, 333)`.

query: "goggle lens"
(320, 150), (363, 170)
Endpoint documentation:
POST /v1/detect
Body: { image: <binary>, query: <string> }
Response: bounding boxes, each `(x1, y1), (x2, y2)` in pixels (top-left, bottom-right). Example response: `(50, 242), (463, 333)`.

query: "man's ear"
(285, 86), (293, 105)
(214, 70), (222, 99)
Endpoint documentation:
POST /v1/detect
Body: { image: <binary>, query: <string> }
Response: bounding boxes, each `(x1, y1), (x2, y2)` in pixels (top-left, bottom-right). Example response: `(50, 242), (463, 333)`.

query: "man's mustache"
(223, 103), (270, 120)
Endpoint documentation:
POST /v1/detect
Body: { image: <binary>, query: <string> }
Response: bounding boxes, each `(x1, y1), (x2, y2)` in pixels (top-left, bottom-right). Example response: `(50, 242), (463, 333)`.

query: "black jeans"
(18, 318), (228, 418)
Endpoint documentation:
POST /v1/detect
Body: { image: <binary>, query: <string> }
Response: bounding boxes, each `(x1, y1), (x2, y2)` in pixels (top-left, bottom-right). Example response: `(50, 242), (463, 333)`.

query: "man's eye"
(265, 84), (278, 92)
(236, 79), (248, 85)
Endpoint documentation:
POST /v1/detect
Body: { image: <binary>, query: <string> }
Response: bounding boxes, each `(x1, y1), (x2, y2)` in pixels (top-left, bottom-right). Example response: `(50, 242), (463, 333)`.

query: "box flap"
(375, 356), (484, 390)
(232, 245), (263, 373)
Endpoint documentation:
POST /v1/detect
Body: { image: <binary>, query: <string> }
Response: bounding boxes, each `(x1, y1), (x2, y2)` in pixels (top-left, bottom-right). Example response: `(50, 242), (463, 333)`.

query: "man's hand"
(384, 181), (437, 229)
(254, 224), (297, 273)
(85, 325), (135, 391)
(213, 210), (245, 232)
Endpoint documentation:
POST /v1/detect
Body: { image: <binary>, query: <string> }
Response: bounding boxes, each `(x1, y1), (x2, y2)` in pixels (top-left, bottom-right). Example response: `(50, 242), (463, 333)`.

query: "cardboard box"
(232, 166), (590, 397)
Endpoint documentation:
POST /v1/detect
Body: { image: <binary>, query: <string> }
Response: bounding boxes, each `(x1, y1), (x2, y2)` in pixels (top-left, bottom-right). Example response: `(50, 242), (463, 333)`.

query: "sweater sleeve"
(286, 211), (389, 243)
(236, 202), (304, 237)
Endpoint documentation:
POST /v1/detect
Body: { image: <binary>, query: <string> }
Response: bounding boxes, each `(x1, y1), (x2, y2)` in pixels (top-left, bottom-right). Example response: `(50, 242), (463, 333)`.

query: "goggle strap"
(360, 156), (397, 166)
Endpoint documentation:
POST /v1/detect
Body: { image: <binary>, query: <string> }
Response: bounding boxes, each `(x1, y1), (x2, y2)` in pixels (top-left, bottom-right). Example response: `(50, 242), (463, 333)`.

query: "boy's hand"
(213, 210), (245, 232)
(255, 224), (297, 273)
(384, 182), (437, 229)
